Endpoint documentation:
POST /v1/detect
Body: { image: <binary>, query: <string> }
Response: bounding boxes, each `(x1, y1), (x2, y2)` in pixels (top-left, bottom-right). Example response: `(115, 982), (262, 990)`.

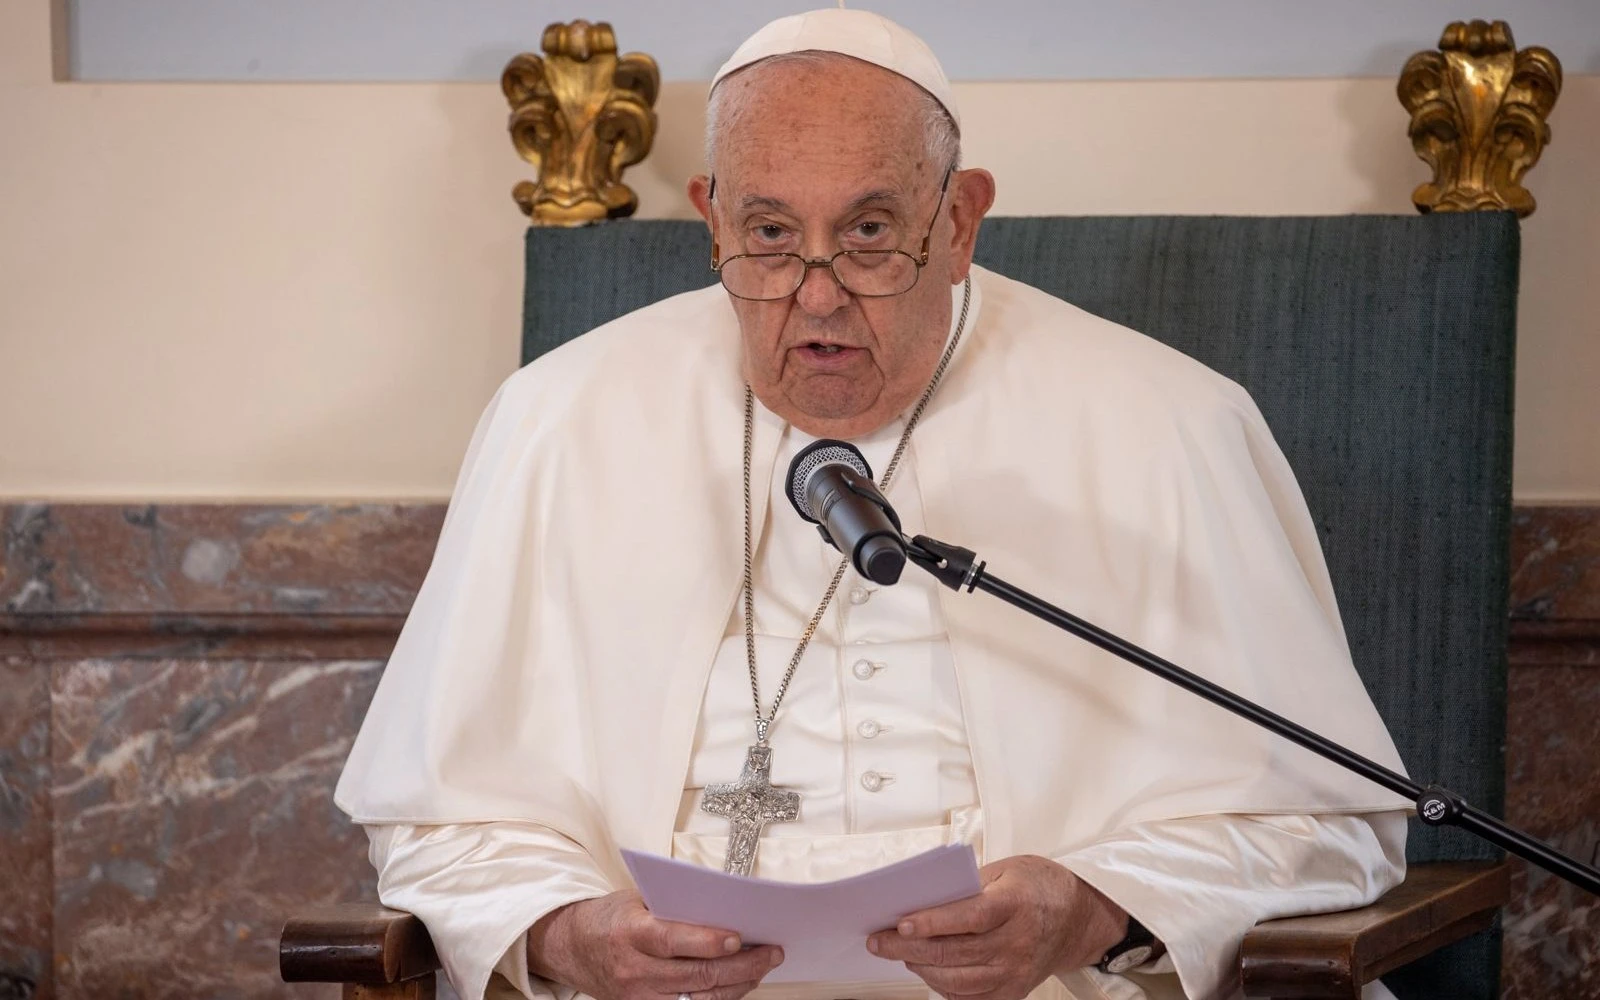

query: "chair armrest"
(281, 903), (441, 985)
(1238, 860), (1510, 998)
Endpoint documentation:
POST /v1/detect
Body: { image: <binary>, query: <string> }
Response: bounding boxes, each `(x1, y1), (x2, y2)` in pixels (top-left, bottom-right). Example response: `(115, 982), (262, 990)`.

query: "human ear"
(688, 174), (714, 227)
(945, 168), (996, 283)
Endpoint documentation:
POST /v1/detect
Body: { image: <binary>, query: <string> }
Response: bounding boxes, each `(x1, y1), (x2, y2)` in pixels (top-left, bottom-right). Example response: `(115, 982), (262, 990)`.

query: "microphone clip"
(814, 472), (901, 551)
(906, 535), (986, 592)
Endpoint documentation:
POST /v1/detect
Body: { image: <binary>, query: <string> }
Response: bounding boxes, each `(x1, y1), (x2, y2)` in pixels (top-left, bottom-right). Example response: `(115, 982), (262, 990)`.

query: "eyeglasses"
(708, 169), (952, 301)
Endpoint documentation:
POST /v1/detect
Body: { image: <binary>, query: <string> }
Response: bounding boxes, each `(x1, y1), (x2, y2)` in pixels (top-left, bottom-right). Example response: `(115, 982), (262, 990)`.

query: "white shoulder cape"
(336, 266), (1408, 885)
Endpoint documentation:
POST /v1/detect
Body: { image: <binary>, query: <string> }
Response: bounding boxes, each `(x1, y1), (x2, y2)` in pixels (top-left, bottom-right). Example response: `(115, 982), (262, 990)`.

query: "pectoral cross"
(700, 745), (800, 876)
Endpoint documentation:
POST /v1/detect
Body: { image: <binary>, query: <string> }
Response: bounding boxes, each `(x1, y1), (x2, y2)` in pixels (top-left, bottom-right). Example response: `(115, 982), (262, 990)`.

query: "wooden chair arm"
(281, 903), (441, 997)
(1238, 860), (1510, 998)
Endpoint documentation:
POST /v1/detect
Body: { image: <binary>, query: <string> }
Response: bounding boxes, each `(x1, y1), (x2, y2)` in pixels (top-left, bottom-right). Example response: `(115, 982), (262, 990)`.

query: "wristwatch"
(1097, 915), (1163, 975)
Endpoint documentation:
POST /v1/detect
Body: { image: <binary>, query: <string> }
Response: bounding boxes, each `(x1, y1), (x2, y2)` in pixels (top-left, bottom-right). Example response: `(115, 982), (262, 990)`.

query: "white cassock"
(338, 268), (1412, 1000)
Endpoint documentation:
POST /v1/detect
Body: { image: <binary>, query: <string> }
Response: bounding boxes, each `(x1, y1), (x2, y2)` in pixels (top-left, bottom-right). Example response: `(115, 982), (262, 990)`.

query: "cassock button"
(860, 771), (887, 792)
(852, 659), (881, 681)
(856, 720), (882, 739)
(849, 587), (871, 605)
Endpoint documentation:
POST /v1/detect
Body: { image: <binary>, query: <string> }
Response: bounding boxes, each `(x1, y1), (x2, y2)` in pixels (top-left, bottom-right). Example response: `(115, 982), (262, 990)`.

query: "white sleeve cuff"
(365, 822), (613, 1000)
(491, 926), (588, 1000)
(1052, 811), (1407, 1000)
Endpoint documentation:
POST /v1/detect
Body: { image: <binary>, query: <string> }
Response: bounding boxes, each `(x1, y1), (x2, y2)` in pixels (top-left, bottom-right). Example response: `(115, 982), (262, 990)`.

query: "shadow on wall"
(252, 47), (531, 487)
(1337, 41), (1431, 214)
(637, 81), (715, 219)
(1507, 74), (1600, 497)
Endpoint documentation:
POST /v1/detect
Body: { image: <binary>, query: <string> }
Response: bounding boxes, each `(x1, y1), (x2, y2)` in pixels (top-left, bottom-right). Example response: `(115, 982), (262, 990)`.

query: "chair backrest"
(524, 213), (1519, 999)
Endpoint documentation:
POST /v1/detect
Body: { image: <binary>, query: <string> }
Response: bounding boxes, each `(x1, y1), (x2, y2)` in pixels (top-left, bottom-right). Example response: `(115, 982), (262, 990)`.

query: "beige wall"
(2, 1), (1596, 501)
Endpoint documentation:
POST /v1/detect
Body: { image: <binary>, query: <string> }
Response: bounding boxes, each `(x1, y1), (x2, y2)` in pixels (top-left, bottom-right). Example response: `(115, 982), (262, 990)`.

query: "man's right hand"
(528, 889), (784, 1000)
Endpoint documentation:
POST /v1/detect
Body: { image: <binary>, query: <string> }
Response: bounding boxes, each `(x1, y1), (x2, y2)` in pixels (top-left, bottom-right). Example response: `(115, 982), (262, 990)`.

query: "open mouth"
(802, 341), (859, 359)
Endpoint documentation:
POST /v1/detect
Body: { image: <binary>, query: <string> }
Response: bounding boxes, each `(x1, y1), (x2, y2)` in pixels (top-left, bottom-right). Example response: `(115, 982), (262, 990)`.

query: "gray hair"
(704, 51), (961, 177)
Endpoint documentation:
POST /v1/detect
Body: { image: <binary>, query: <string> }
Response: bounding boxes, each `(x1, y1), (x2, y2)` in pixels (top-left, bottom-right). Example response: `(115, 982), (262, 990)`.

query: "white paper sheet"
(621, 844), (982, 983)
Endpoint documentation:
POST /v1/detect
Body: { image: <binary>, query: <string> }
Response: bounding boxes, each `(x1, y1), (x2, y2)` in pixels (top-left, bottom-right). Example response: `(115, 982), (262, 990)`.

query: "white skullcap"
(710, 8), (960, 132)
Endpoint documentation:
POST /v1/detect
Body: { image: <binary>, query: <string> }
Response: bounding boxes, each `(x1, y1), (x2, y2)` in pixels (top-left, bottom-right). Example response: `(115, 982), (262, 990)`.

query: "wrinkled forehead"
(711, 57), (940, 215)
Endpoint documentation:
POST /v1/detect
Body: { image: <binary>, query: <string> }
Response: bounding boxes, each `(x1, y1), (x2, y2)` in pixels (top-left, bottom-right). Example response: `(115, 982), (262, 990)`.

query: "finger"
(934, 990), (1014, 1000)
(655, 947), (786, 992)
(636, 916), (744, 959)
(680, 979), (769, 1000)
(894, 890), (1010, 939)
(904, 961), (1005, 997)
(869, 931), (993, 967)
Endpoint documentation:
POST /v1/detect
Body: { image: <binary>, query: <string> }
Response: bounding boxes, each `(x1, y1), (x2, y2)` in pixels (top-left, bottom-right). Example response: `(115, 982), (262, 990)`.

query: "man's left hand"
(867, 855), (1129, 1000)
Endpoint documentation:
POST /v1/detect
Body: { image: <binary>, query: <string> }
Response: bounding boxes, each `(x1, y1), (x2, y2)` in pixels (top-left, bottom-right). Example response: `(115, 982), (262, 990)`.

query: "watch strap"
(1097, 914), (1162, 975)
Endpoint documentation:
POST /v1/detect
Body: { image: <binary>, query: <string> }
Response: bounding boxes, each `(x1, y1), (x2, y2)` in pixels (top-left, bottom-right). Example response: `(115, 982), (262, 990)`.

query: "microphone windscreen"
(786, 439), (873, 522)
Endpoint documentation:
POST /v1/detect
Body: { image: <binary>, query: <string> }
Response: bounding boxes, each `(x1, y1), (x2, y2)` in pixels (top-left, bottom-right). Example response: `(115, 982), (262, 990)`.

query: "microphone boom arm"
(903, 533), (1600, 896)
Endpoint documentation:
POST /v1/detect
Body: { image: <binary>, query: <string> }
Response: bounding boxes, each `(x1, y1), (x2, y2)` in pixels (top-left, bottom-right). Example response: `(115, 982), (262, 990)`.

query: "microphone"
(785, 440), (906, 585)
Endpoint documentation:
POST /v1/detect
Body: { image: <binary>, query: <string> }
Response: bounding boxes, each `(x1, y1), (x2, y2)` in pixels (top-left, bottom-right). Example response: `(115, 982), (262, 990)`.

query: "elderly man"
(337, 10), (1410, 1000)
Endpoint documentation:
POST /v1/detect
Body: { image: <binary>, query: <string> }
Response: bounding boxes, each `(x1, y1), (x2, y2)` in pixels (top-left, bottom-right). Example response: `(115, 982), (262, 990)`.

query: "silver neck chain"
(740, 275), (973, 745)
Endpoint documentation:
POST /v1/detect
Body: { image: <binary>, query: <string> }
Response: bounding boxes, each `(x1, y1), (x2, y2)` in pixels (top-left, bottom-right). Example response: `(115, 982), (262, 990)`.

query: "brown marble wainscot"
(0, 503), (440, 618)
(50, 657), (384, 998)
(0, 654), (52, 1000)
(3, 502), (1599, 999)
(0, 504), (440, 1000)
(1502, 505), (1600, 1000)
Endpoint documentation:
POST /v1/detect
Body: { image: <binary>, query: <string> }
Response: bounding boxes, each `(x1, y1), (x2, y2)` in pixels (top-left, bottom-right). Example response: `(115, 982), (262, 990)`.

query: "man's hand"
(867, 855), (1128, 1000)
(529, 890), (784, 1000)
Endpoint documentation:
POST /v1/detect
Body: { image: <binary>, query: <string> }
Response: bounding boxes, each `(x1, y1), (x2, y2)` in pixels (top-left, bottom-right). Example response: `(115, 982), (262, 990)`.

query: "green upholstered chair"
(283, 212), (1518, 999)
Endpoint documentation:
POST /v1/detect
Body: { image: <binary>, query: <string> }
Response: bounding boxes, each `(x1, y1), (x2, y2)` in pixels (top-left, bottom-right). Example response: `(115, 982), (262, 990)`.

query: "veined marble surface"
(1503, 507), (1600, 1000)
(0, 657), (51, 1000)
(51, 657), (382, 998)
(0, 503), (433, 1000)
(1, 503), (440, 617)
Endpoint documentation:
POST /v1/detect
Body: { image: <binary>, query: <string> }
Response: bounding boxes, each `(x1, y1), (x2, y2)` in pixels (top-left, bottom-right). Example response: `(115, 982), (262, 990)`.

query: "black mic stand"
(902, 533), (1600, 896)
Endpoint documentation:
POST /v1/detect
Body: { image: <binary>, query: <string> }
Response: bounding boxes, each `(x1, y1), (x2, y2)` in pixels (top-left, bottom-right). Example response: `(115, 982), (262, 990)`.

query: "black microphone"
(785, 440), (906, 585)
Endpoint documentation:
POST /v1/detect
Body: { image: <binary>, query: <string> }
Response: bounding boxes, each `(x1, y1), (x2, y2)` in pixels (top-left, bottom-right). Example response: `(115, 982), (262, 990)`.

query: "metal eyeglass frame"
(706, 168), (954, 301)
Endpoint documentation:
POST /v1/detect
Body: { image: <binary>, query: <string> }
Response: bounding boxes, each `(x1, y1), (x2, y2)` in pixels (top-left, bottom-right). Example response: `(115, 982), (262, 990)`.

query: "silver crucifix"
(700, 744), (800, 876)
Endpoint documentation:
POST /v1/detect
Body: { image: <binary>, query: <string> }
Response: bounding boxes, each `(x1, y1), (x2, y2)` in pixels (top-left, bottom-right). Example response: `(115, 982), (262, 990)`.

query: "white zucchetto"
(710, 8), (961, 131)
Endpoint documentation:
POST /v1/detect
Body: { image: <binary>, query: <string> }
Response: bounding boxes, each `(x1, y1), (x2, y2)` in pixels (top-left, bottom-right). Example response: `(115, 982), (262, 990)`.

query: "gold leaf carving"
(1398, 20), (1562, 217)
(502, 21), (660, 226)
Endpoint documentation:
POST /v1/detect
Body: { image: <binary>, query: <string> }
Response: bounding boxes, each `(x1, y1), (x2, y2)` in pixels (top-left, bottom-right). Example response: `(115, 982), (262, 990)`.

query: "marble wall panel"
(1501, 663), (1600, 1000)
(1511, 505), (1600, 623)
(0, 659), (52, 1000)
(49, 657), (383, 999)
(1, 504), (440, 617)
(1502, 505), (1600, 1000)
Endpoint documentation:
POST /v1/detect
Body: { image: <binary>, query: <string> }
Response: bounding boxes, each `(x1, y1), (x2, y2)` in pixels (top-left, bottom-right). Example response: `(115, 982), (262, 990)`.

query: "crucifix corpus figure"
(701, 745), (801, 875)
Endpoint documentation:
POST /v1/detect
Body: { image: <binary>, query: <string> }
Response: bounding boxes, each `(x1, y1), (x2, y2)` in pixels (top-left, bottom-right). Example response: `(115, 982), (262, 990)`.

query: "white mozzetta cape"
(337, 266), (1409, 888)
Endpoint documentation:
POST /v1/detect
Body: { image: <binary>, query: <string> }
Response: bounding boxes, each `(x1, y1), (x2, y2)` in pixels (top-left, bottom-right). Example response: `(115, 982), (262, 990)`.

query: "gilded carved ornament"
(502, 21), (660, 226)
(1398, 20), (1561, 217)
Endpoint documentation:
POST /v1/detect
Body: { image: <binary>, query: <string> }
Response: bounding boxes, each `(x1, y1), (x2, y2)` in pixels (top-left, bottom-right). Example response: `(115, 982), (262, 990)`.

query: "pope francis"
(336, 9), (1412, 1000)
